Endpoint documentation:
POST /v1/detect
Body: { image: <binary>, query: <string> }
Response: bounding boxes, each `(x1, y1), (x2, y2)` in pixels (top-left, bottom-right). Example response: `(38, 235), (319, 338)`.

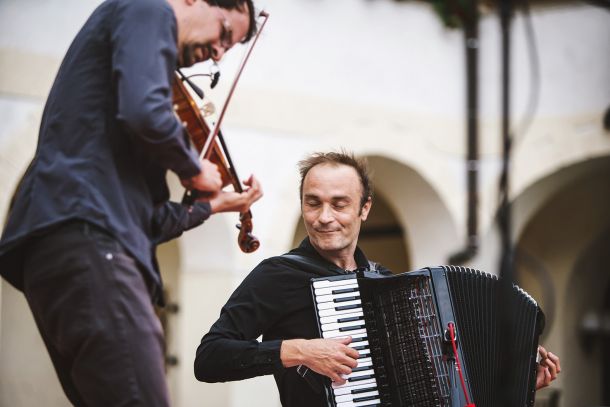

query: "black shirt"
(194, 238), (392, 407)
(0, 0), (202, 294)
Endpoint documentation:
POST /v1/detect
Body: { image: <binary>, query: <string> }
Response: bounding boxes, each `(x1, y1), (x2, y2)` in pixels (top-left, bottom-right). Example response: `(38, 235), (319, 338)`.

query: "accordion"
(309, 265), (545, 407)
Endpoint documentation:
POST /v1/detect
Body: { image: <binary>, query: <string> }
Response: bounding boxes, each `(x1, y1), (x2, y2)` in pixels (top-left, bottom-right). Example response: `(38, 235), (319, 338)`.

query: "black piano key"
(354, 395), (379, 403)
(333, 287), (358, 295)
(339, 324), (366, 332)
(338, 316), (362, 323)
(351, 366), (370, 373)
(349, 374), (375, 382)
(353, 345), (367, 351)
(351, 386), (377, 395)
(336, 304), (360, 311)
(334, 296), (360, 303)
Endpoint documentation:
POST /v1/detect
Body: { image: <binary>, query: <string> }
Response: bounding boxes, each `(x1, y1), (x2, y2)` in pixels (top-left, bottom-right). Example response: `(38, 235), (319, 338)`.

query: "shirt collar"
(296, 237), (371, 272)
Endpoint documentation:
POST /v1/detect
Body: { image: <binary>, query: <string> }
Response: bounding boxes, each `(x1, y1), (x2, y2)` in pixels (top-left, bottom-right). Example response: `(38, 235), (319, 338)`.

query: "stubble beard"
(179, 44), (209, 68)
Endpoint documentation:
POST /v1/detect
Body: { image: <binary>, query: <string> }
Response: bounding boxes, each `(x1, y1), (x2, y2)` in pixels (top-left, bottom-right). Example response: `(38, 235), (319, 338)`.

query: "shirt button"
(106, 253), (113, 260)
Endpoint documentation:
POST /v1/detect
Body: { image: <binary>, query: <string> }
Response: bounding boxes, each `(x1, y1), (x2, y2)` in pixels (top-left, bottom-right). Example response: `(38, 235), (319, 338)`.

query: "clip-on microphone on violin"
(210, 71), (220, 88)
(177, 63), (221, 100)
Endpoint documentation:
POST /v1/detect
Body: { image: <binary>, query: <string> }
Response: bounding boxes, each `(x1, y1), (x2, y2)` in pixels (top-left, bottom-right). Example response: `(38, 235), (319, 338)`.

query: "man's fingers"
(544, 367), (552, 386)
(542, 356), (558, 379)
(547, 352), (561, 373)
(345, 347), (359, 361)
(337, 364), (353, 375)
(242, 174), (254, 186)
(336, 354), (358, 369)
(331, 373), (346, 385)
(335, 336), (352, 345)
(538, 345), (548, 360)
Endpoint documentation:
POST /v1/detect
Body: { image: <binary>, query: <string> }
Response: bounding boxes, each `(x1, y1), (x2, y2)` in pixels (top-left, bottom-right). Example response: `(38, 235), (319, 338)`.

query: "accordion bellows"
(311, 265), (544, 407)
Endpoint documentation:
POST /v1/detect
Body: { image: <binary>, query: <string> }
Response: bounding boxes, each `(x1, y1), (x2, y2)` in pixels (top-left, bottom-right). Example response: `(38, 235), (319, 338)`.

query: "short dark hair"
(298, 151), (373, 210)
(205, 0), (258, 42)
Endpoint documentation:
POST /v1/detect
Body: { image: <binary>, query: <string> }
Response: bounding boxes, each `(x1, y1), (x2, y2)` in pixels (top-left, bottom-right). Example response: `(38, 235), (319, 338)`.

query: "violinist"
(0, 0), (260, 405)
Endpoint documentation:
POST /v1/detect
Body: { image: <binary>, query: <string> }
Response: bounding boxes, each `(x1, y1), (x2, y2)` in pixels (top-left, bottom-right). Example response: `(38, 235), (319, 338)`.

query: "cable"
(448, 322), (476, 407)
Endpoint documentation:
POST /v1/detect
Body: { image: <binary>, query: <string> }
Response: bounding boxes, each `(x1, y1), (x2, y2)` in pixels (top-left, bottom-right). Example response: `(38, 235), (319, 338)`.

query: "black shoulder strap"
(280, 253), (339, 277)
(281, 253), (383, 276)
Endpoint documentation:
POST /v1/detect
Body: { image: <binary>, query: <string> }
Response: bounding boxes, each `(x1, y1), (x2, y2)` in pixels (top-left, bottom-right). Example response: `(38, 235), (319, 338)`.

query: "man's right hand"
(280, 337), (359, 385)
(181, 159), (222, 196)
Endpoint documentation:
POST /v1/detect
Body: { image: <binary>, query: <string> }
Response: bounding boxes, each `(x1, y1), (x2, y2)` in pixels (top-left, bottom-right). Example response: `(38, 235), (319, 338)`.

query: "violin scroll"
(237, 211), (260, 253)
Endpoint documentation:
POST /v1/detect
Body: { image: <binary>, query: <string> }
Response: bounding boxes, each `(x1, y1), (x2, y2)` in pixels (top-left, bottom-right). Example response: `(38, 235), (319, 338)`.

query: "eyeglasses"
(217, 10), (234, 50)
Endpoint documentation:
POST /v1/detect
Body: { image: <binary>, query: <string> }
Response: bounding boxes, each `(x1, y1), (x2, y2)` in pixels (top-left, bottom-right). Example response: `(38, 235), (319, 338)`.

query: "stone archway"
(512, 156), (610, 407)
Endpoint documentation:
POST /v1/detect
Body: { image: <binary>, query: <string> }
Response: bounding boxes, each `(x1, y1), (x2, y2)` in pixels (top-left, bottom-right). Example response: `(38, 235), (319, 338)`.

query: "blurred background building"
(1, 0), (609, 406)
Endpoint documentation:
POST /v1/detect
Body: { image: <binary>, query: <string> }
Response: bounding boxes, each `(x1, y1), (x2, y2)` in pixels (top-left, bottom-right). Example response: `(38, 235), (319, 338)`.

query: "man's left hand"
(203, 175), (263, 214)
(535, 345), (561, 390)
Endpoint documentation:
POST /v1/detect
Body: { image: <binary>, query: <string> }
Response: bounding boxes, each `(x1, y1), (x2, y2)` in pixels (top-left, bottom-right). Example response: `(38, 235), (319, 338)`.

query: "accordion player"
(307, 265), (545, 407)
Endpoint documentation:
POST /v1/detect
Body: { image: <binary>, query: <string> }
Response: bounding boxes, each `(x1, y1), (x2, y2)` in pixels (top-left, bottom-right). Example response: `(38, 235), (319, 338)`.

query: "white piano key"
(336, 397), (381, 407)
(345, 368), (375, 380)
(335, 390), (379, 403)
(348, 340), (369, 348)
(320, 311), (363, 324)
(321, 319), (366, 332)
(312, 278), (357, 289)
(322, 327), (367, 339)
(347, 332), (368, 341)
(316, 291), (361, 304)
(332, 379), (378, 395)
(314, 283), (359, 296)
(355, 357), (372, 365)
(317, 299), (362, 310)
(318, 306), (363, 317)
(332, 377), (376, 390)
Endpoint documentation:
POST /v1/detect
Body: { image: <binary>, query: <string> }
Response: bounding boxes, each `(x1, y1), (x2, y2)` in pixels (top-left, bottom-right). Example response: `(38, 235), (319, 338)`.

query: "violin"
(172, 10), (269, 253)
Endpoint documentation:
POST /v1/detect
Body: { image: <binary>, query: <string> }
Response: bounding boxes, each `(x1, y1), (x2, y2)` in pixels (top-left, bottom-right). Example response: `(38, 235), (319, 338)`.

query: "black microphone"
(211, 71), (220, 89)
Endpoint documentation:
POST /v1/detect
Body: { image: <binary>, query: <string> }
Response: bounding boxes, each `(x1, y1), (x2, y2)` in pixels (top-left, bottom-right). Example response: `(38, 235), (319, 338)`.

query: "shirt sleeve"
(194, 261), (287, 382)
(151, 201), (211, 244)
(111, 0), (201, 180)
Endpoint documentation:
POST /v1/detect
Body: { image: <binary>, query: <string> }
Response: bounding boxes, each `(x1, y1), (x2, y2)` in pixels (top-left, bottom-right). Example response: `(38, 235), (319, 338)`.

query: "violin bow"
(200, 10), (269, 161)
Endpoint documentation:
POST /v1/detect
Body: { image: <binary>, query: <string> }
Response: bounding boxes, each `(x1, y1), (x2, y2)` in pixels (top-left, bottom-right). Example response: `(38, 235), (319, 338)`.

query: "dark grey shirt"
(0, 0), (204, 294)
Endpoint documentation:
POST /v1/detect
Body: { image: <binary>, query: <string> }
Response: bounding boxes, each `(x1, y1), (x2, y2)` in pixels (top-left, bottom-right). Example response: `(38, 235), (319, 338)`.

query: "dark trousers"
(22, 221), (170, 407)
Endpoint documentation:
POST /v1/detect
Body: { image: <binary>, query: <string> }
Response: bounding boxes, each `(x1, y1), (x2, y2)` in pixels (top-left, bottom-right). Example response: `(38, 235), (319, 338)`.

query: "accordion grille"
(360, 275), (450, 406)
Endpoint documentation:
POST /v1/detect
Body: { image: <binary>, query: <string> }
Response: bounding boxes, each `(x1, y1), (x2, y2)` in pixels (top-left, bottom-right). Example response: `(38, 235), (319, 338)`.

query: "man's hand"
(181, 159), (222, 197)
(535, 345), (561, 390)
(280, 337), (359, 385)
(207, 175), (263, 214)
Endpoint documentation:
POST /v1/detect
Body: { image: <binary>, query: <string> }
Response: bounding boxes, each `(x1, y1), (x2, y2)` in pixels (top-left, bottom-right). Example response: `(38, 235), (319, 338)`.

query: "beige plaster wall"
(1, 0), (609, 405)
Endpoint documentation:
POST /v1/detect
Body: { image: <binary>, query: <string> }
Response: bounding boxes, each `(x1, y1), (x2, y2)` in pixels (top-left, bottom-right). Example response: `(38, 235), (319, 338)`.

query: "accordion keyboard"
(313, 276), (381, 407)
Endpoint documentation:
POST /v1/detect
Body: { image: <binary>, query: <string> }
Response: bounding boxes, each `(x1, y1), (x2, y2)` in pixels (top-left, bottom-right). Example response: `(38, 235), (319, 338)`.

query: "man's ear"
(360, 197), (372, 221)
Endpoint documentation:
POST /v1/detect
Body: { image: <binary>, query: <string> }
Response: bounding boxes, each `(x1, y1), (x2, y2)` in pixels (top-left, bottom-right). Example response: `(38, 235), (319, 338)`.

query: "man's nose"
(318, 205), (334, 223)
(211, 45), (226, 62)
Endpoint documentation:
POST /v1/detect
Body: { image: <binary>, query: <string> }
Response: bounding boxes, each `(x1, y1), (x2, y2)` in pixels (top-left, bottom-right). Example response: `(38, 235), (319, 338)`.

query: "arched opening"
(513, 156), (610, 406)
